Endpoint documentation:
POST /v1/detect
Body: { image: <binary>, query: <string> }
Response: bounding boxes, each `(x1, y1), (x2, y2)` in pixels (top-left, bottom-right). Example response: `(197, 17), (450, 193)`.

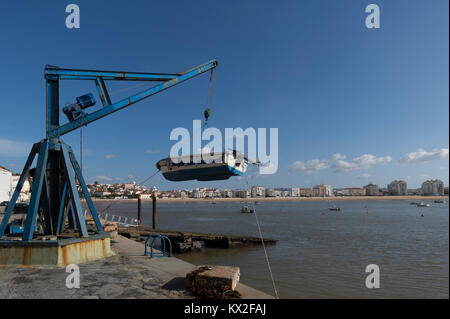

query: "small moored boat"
(417, 202), (430, 207)
(241, 206), (255, 214)
(328, 206), (341, 211)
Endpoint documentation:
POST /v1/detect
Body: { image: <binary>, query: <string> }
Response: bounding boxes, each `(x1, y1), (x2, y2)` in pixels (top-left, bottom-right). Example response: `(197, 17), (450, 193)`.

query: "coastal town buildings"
(279, 190), (289, 197)
(232, 189), (249, 198)
(313, 185), (333, 197)
(191, 188), (205, 198)
(343, 188), (366, 196)
(265, 188), (280, 197)
(123, 183), (135, 190)
(221, 189), (232, 198)
(364, 184), (380, 196)
(421, 180), (445, 196)
(251, 186), (265, 197)
(388, 180), (408, 195)
(289, 187), (300, 197)
(1, 160), (447, 201)
(299, 188), (315, 197)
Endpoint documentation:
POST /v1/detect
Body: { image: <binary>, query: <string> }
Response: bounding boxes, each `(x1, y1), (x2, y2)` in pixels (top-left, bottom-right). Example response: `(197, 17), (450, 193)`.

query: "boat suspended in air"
(156, 150), (249, 182)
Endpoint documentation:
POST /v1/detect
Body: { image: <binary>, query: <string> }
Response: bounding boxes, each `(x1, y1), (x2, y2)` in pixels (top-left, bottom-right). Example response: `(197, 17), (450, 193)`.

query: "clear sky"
(0, 0), (448, 190)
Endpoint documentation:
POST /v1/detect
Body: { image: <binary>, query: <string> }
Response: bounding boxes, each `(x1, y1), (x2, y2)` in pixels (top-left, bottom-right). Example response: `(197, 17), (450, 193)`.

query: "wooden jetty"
(118, 225), (277, 253)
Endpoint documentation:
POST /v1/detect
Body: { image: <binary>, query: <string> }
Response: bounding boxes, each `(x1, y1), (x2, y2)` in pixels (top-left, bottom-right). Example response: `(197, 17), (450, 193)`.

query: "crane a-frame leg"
(0, 140), (111, 266)
(1, 140), (103, 240)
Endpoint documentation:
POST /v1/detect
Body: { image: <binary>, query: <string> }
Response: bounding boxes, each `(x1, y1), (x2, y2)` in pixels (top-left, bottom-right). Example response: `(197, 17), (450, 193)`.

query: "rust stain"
(22, 247), (31, 265)
(102, 239), (107, 257)
(61, 246), (69, 266)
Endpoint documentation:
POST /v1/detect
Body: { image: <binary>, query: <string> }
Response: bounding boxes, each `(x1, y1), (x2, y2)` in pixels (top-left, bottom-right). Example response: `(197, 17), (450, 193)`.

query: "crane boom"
(46, 59), (217, 137)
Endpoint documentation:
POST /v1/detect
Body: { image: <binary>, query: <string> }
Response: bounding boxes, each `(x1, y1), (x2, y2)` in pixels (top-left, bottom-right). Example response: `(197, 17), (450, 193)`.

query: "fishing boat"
(156, 150), (248, 182)
(328, 206), (341, 211)
(241, 206), (255, 214)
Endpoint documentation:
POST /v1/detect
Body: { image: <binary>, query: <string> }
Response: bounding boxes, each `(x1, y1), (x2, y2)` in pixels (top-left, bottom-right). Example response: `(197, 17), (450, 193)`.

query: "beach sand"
(90, 195), (449, 204)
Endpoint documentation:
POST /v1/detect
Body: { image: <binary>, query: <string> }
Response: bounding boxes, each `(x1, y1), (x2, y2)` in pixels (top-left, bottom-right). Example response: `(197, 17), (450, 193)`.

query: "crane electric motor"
(63, 93), (97, 121)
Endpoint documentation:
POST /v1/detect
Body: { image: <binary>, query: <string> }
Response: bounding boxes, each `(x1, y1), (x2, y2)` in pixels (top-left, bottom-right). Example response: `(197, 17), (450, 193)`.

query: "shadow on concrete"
(161, 277), (187, 292)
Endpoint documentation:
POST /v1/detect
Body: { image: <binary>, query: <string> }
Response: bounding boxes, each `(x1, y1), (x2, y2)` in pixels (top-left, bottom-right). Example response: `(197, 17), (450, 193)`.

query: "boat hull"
(161, 164), (244, 182)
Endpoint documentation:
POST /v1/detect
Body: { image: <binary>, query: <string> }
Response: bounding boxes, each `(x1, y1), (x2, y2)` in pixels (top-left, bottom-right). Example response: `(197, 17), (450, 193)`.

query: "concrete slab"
(108, 235), (273, 299)
(0, 235), (273, 299)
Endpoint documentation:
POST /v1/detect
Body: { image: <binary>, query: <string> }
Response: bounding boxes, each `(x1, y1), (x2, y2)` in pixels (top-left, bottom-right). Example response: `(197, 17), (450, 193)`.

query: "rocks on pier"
(186, 265), (241, 298)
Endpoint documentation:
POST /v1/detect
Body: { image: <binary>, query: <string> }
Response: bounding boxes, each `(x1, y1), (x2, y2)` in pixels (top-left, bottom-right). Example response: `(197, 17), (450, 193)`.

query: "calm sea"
(90, 199), (449, 298)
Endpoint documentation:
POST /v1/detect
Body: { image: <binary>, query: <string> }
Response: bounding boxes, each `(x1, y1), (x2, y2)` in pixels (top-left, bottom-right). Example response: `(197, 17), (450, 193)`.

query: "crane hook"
(204, 108), (211, 126)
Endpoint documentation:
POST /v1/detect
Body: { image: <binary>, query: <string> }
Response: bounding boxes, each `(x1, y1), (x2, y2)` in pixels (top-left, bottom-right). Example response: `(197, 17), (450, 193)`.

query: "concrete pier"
(0, 235), (272, 299)
(119, 226), (277, 252)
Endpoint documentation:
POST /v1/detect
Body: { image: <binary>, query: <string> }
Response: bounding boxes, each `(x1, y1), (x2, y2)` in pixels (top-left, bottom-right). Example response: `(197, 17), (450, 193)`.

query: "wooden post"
(137, 195), (142, 225)
(152, 191), (157, 229)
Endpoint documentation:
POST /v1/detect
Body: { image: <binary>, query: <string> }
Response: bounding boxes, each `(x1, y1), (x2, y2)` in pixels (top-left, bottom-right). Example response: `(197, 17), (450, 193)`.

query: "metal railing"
(84, 210), (139, 227)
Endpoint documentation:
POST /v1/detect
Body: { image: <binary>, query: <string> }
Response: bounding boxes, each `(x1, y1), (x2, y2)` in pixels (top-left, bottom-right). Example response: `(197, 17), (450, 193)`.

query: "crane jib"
(47, 60), (218, 137)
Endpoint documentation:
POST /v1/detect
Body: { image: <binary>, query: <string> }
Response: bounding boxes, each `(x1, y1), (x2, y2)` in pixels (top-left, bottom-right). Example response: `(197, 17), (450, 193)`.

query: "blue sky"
(0, 0), (448, 190)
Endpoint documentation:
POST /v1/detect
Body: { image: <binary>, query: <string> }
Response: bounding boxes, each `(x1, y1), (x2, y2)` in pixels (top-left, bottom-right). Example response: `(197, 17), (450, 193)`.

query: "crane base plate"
(0, 232), (113, 267)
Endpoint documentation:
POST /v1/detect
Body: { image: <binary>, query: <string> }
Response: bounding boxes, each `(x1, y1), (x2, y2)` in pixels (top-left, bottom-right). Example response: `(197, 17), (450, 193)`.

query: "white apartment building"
(280, 190), (289, 197)
(204, 188), (221, 198)
(232, 189), (249, 198)
(0, 166), (31, 203)
(313, 185), (334, 197)
(221, 189), (232, 198)
(191, 188), (206, 198)
(300, 188), (316, 197)
(265, 188), (280, 197)
(388, 180), (407, 195)
(0, 165), (12, 202)
(289, 188), (300, 197)
(364, 184), (380, 196)
(251, 186), (265, 197)
(421, 180), (445, 196)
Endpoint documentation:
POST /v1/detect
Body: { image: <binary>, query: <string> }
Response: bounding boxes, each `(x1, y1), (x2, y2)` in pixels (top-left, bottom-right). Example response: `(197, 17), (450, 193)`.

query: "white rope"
(245, 175), (279, 299)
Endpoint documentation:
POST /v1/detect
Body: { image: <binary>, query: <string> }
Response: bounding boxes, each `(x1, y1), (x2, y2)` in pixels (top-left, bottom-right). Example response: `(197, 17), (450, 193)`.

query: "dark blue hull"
(162, 165), (243, 182)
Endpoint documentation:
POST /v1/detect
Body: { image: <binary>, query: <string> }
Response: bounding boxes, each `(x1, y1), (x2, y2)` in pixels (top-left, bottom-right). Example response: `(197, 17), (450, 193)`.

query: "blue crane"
(0, 60), (218, 241)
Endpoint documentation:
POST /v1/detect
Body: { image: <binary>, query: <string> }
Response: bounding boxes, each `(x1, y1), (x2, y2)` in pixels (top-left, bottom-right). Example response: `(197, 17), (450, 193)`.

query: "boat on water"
(434, 200), (445, 203)
(328, 206), (341, 211)
(410, 202), (420, 205)
(417, 202), (430, 207)
(241, 206), (255, 214)
(156, 150), (248, 182)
